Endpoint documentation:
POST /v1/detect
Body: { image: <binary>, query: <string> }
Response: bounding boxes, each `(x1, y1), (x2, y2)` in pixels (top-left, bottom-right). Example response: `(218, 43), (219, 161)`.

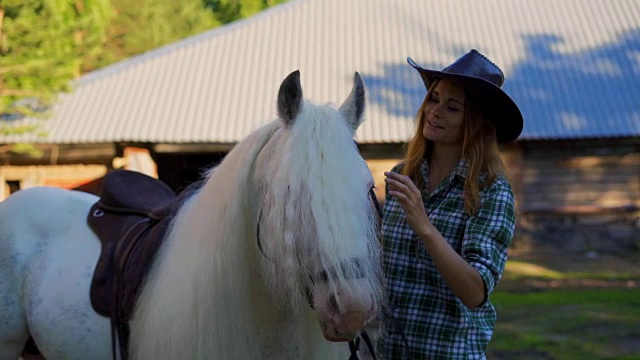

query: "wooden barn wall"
(0, 144), (155, 198)
(0, 164), (108, 200)
(513, 139), (639, 254)
(517, 141), (638, 213)
(363, 139), (639, 254)
(1, 140), (637, 253)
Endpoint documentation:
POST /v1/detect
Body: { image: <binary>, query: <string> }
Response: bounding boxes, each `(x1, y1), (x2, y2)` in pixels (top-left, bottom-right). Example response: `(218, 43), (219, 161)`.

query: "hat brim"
(407, 57), (523, 143)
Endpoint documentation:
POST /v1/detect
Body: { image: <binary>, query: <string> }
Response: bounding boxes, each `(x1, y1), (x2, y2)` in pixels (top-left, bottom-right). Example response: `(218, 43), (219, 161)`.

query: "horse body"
(0, 71), (382, 359)
(0, 187), (111, 359)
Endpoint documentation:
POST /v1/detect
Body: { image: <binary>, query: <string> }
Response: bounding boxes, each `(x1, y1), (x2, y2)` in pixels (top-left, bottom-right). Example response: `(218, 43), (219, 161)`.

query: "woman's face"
(422, 78), (466, 146)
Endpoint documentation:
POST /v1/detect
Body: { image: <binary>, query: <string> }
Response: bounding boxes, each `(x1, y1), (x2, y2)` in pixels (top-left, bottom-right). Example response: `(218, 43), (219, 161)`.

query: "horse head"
(255, 70), (383, 342)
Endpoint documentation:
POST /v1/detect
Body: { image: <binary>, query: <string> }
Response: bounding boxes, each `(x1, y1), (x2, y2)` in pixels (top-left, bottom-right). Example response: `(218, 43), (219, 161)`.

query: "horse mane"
(130, 122), (281, 358)
(130, 98), (383, 358)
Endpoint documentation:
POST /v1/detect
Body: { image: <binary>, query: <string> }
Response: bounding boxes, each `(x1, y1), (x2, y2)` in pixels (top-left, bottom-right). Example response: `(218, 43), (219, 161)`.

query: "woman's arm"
(384, 171), (486, 309)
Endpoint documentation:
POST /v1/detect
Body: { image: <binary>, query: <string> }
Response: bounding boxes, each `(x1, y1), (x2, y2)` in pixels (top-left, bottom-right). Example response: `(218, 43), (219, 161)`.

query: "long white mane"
(258, 102), (382, 310)
(129, 72), (383, 359)
(130, 123), (279, 358)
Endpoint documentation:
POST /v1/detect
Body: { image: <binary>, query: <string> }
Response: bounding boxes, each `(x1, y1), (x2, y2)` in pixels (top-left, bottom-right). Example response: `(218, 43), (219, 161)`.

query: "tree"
(90, 0), (220, 70)
(0, 0), (113, 115)
(0, 0), (113, 151)
(204, 0), (288, 24)
(0, 0), (287, 152)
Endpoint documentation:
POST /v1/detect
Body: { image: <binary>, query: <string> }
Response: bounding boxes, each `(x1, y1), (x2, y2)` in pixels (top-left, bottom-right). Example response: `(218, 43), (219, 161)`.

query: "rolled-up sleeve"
(461, 177), (516, 303)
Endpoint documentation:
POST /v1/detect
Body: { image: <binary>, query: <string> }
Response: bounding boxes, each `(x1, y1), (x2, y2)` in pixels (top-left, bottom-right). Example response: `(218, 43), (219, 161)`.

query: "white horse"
(0, 71), (384, 360)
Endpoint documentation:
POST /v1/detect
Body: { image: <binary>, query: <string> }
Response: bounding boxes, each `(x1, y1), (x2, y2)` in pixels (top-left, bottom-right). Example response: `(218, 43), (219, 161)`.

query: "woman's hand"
(384, 172), (434, 239)
(385, 171), (486, 308)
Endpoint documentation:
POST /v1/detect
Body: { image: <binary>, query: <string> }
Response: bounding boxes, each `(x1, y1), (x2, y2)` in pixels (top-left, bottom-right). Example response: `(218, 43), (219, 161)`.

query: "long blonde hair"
(401, 79), (506, 215)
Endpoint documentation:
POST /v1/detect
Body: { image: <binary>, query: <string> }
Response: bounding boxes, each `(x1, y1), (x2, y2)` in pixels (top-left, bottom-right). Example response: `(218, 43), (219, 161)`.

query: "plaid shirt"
(376, 158), (516, 359)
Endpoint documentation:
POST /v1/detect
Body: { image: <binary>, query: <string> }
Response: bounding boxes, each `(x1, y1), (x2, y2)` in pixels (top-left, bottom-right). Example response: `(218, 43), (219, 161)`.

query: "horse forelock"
(259, 102), (383, 308)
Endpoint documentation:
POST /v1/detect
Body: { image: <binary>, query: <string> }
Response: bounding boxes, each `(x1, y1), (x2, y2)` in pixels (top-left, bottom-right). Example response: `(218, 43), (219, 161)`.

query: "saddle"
(87, 169), (178, 359)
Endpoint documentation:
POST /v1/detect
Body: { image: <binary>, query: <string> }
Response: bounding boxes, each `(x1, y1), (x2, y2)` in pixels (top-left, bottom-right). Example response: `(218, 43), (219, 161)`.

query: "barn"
(1, 0), (638, 252)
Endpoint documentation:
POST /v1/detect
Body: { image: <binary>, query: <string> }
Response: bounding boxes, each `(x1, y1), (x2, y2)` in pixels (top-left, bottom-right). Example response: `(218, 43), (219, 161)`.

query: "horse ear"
(339, 72), (366, 133)
(277, 70), (303, 126)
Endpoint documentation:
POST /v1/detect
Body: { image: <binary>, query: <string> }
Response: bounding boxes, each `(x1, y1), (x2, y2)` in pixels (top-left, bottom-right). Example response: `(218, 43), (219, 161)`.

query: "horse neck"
(184, 120), (280, 297)
(143, 122), (306, 357)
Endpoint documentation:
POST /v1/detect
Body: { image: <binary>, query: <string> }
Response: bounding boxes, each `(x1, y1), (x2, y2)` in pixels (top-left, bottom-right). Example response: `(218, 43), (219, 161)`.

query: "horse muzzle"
(319, 311), (370, 341)
(316, 300), (377, 342)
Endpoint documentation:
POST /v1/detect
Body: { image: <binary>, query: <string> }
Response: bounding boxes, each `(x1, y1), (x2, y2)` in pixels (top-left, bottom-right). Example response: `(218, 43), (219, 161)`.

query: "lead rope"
(346, 190), (383, 359)
(348, 330), (378, 360)
(353, 307), (412, 359)
(369, 188), (383, 220)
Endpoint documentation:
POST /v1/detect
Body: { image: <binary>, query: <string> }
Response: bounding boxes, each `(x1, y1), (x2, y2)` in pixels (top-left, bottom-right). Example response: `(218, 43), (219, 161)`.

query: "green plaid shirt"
(377, 158), (516, 359)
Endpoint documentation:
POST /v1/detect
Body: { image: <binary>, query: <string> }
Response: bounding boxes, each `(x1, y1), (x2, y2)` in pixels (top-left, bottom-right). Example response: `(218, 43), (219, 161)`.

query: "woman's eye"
(428, 96), (439, 103)
(448, 106), (461, 112)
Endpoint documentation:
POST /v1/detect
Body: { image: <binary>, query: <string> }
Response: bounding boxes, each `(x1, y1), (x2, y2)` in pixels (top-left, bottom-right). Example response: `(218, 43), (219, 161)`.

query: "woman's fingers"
(384, 172), (431, 235)
(384, 172), (419, 198)
(388, 189), (408, 202)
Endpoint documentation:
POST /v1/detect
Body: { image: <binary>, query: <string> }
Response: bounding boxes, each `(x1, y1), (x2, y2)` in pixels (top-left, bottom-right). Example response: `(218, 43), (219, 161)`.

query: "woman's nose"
(430, 102), (444, 117)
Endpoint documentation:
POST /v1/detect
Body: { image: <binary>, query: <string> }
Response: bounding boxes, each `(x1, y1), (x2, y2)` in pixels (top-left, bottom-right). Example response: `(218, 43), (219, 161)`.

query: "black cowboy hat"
(407, 49), (523, 143)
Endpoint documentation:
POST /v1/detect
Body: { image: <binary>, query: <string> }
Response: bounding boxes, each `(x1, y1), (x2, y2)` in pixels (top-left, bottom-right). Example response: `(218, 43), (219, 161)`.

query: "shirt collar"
(417, 156), (469, 194)
(454, 158), (490, 185)
(420, 157), (469, 179)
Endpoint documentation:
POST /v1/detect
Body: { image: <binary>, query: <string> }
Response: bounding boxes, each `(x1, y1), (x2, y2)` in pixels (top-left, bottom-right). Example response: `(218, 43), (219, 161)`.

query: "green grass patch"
(488, 289), (640, 359)
(503, 260), (639, 282)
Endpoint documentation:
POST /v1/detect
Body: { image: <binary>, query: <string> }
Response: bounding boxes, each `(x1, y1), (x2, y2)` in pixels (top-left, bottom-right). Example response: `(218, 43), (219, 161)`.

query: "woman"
(376, 49), (524, 359)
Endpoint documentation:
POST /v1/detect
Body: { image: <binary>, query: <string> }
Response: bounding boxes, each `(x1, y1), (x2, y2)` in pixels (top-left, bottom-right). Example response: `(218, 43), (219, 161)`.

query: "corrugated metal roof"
(1, 0), (639, 145)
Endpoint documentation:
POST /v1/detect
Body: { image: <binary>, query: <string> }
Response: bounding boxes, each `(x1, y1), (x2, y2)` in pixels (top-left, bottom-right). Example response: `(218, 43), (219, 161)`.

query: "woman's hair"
(401, 79), (506, 215)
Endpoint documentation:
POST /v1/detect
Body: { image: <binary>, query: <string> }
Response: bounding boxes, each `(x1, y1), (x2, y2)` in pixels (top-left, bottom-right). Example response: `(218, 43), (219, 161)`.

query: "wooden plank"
(0, 165), (107, 179)
(520, 203), (639, 215)
(522, 153), (640, 168)
(522, 166), (639, 178)
(523, 182), (639, 193)
(521, 191), (638, 206)
(523, 179), (637, 189)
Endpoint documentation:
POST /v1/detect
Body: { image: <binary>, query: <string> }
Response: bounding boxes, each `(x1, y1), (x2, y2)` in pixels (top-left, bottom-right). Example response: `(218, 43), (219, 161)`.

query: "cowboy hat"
(407, 49), (523, 143)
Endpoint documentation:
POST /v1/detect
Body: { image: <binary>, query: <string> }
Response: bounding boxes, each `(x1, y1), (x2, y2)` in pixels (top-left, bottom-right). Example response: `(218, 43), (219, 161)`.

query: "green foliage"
(0, 0), (113, 115)
(6, 142), (43, 156)
(503, 260), (638, 282)
(0, 0), (113, 151)
(204, 0), (288, 23)
(0, 123), (39, 135)
(0, 0), (287, 147)
(90, 0), (221, 70)
(93, 0), (289, 69)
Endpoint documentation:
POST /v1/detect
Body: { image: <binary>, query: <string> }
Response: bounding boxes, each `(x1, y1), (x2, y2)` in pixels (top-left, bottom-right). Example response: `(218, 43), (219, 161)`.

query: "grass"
(487, 259), (640, 360)
(502, 260), (639, 282)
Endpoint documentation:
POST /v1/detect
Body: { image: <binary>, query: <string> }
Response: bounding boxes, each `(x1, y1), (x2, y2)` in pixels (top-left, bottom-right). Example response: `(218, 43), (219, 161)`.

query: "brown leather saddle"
(87, 169), (178, 359)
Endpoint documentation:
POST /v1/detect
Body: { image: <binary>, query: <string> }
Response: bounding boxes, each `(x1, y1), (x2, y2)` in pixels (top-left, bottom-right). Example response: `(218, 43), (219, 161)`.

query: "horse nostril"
(329, 294), (340, 314)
